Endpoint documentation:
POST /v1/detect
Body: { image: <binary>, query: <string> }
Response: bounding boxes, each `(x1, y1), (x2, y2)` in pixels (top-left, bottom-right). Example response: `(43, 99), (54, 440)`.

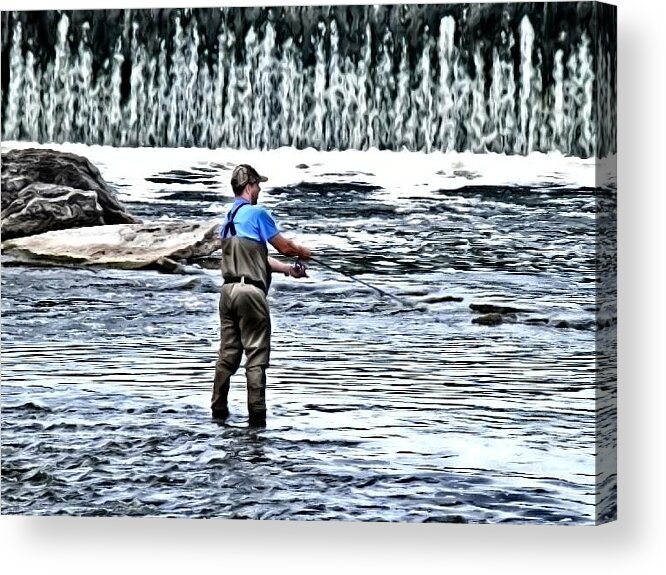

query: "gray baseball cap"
(231, 164), (268, 188)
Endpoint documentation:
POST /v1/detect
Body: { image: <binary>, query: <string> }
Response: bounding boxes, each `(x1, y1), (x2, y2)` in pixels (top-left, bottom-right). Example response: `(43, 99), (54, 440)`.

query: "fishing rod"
(307, 256), (418, 308)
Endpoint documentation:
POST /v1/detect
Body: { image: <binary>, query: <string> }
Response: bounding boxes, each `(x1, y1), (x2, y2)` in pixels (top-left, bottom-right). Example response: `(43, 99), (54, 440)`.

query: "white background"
(1, 0), (663, 573)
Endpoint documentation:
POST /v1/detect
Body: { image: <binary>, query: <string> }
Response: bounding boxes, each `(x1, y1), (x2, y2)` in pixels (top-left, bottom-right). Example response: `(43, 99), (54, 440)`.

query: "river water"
(1, 143), (616, 523)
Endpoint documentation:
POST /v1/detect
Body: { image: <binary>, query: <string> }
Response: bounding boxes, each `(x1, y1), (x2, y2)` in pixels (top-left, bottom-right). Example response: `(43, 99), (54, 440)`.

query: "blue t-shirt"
(220, 200), (280, 244)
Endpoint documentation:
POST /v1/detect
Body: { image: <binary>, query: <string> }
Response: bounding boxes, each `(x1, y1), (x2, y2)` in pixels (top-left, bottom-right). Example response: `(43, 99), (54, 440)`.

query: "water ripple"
(1, 182), (614, 523)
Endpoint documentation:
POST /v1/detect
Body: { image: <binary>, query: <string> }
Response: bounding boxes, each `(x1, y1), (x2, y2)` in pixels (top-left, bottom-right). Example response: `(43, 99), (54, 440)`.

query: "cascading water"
(0, 4), (616, 157)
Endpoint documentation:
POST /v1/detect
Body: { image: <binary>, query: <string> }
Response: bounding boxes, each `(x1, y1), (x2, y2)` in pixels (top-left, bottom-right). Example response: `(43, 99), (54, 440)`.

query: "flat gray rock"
(2, 220), (221, 272)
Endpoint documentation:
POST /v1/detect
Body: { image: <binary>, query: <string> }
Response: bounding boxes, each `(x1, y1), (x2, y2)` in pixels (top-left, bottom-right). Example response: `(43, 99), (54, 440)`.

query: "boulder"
(2, 220), (221, 273)
(1, 147), (139, 239)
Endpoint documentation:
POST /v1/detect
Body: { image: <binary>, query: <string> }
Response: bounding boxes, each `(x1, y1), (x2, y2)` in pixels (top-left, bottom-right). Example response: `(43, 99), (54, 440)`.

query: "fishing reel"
(289, 259), (308, 278)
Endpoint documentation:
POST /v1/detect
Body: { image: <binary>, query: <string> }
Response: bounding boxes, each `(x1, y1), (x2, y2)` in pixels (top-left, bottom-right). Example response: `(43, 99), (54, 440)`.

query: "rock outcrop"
(1, 147), (139, 240)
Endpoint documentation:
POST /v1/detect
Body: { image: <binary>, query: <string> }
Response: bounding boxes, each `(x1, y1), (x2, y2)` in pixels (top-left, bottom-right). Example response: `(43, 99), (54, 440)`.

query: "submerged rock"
(422, 294), (465, 303)
(553, 319), (596, 331)
(469, 303), (535, 314)
(525, 317), (550, 325)
(472, 313), (504, 326)
(1, 147), (139, 239)
(2, 220), (221, 272)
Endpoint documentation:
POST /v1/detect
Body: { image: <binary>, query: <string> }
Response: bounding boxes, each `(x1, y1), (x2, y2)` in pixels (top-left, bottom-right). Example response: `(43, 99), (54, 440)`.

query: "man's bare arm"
(268, 256), (290, 275)
(269, 233), (312, 260)
(267, 256), (308, 278)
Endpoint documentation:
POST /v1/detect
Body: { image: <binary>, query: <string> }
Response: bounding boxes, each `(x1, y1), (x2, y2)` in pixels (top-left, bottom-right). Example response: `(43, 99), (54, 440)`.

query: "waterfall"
(0, 4), (616, 157)
(4, 20), (23, 141)
(437, 17), (456, 152)
(516, 16), (534, 155)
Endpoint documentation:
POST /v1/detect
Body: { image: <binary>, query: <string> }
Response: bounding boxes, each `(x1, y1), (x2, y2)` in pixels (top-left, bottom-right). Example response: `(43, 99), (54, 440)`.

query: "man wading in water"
(212, 164), (312, 426)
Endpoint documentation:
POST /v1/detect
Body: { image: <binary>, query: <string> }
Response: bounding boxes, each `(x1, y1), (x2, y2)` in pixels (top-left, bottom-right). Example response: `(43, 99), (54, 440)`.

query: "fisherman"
(212, 164), (312, 426)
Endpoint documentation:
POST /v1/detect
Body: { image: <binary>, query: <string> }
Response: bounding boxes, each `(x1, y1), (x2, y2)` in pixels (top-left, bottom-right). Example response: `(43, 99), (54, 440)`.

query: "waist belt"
(224, 276), (265, 291)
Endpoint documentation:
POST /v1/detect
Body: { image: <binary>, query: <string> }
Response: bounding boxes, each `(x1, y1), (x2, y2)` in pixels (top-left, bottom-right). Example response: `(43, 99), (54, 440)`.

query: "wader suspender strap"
(222, 202), (249, 239)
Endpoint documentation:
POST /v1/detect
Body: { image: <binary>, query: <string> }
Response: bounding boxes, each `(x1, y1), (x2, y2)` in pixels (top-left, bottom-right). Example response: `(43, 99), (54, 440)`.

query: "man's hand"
(289, 261), (308, 278)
